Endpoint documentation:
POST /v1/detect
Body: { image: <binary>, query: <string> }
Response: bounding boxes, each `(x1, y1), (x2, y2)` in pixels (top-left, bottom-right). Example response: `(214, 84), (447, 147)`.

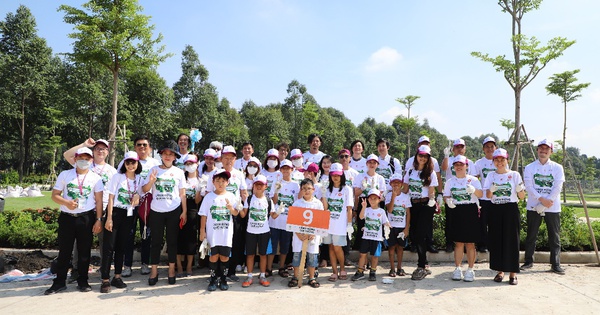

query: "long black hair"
(328, 171), (347, 193)
(412, 152), (434, 187)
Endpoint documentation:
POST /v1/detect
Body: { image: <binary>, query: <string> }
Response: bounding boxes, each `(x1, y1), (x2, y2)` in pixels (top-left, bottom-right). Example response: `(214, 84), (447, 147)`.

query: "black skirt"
(487, 202), (520, 273)
(451, 203), (481, 243)
(177, 198), (199, 255)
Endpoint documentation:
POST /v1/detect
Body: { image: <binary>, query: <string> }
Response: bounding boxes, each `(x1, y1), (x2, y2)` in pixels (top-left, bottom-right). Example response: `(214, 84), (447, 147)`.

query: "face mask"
(185, 164), (198, 173)
(247, 166), (258, 175)
(292, 158), (303, 168)
(267, 160), (278, 169)
(76, 159), (91, 170)
(215, 162), (223, 169)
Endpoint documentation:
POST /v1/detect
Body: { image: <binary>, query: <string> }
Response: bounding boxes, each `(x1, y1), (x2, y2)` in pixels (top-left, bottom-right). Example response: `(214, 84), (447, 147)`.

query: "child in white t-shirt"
(385, 174), (411, 277)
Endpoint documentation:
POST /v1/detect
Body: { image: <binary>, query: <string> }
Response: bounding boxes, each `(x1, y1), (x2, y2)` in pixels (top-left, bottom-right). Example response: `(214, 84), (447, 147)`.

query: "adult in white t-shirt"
(303, 133), (326, 164)
(175, 133), (191, 169)
(349, 140), (367, 174)
(473, 136), (500, 253)
(375, 138), (402, 190)
(234, 141), (255, 172)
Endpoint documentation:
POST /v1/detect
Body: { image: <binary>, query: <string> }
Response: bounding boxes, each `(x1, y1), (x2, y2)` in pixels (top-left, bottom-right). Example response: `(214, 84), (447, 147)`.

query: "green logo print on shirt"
(409, 178), (423, 193)
(376, 167), (391, 181)
(534, 173), (554, 188)
(450, 187), (471, 202)
(155, 178), (176, 193)
(392, 205), (406, 217)
(66, 182), (92, 200)
(210, 204), (231, 221)
(249, 207), (267, 222)
(492, 183), (512, 197)
(226, 182), (239, 195)
(117, 187), (132, 205)
(481, 168), (495, 179)
(364, 217), (381, 231)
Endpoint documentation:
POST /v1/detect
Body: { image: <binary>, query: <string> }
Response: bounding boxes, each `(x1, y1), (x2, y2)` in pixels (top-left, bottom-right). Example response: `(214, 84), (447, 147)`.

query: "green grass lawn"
(573, 206), (600, 219)
(565, 192), (600, 202)
(2, 191), (56, 211)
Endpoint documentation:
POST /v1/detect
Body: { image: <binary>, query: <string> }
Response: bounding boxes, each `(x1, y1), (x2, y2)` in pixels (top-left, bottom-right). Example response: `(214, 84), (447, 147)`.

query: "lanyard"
(126, 175), (137, 204)
(92, 162), (106, 177)
(77, 171), (88, 197)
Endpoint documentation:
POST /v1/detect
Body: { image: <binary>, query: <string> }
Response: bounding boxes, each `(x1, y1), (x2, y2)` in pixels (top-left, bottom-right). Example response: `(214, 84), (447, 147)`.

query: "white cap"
(267, 148), (279, 158)
(203, 148), (217, 158)
(537, 139), (554, 150)
(184, 154), (198, 164)
(75, 147), (93, 157)
(366, 154), (378, 163)
(452, 155), (468, 165)
(482, 136), (496, 146)
(290, 149), (303, 159)
(95, 139), (110, 149)
(280, 159), (293, 168)
(123, 151), (139, 161)
(249, 156), (261, 166)
(253, 174), (267, 185)
(330, 163), (343, 176)
(390, 173), (403, 183)
(453, 138), (466, 146)
(222, 145), (237, 156)
(417, 135), (430, 144)
(493, 148), (509, 159)
(417, 145), (431, 155)
(367, 188), (381, 198)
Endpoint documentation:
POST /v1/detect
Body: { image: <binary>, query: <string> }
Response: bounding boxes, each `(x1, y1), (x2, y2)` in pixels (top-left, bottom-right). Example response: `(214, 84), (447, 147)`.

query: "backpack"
(246, 194), (272, 214)
(385, 155), (400, 174)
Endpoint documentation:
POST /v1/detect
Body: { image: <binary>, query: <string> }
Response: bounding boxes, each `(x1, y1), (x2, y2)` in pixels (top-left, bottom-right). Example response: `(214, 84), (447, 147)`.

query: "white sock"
(259, 272), (265, 278)
(247, 273), (253, 278)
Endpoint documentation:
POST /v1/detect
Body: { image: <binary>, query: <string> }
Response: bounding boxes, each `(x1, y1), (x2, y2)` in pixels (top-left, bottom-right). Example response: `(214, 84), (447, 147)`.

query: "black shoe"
(168, 276), (176, 285)
(520, 262), (533, 270)
(445, 244), (454, 253)
(77, 283), (92, 292)
(226, 274), (239, 282)
(219, 278), (229, 290)
(551, 265), (565, 275)
(368, 271), (376, 281)
(68, 269), (79, 284)
(427, 245), (439, 253)
(477, 246), (488, 253)
(207, 277), (218, 291)
(265, 269), (273, 277)
(148, 275), (159, 286)
(111, 277), (127, 289)
(100, 281), (111, 293)
(410, 246), (417, 253)
(44, 284), (67, 295)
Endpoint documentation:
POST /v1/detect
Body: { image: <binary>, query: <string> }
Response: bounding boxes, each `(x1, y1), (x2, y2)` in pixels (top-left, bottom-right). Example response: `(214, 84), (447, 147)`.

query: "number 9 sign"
(286, 206), (330, 236)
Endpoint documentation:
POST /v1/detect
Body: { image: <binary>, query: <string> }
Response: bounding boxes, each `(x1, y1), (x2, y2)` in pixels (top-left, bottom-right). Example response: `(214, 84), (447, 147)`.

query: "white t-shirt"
(403, 169), (439, 199)
(443, 175), (482, 205)
(376, 154), (403, 188)
(145, 165), (186, 212)
(291, 169), (304, 184)
(90, 162), (117, 209)
(483, 171), (523, 204)
(53, 169), (103, 213)
(326, 186), (354, 235)
(243, 194), (273, 234)
(343, 168), (359, 188)
(474, 157), (497, 201)
(175, 152), (189, 170)
(352, 172), (387, 198)
(261, 169), (281, 196)
(198, 192), (238, 247)
(291, 197), (325, 254)
(303, 151), (326, 165)
(269, 180), (300, 230)
(139, 157), (161, 180)
(362, 207), (389, 241)
(185, 176), (200, 200)
(444, 155), (478, 181)
(206, 168), (247, 199)
(234, 157), (253, 172)
(105, 173), (143, 210)
(384, 192), (412, 228)
(405, 156), (441, 173)
(349, 157), (367, 174)
(524, 159), (565, 213)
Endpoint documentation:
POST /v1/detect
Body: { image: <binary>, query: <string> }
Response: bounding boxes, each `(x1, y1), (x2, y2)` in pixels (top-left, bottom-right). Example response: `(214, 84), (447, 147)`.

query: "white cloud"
(364, 47), (402, 72)
(378, 106), (405, 124)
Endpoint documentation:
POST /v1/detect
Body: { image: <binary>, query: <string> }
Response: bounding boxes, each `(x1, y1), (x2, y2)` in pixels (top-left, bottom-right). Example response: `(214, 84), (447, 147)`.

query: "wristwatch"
(96, 217), (102, 221)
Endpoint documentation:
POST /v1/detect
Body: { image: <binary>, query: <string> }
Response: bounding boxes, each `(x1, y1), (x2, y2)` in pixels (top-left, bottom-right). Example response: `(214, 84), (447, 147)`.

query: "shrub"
(0, 210), (58, 248)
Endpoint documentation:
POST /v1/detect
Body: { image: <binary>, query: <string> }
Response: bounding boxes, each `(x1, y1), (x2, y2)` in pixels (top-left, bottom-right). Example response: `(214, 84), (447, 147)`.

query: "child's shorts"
(359, 239), (382, 257)
(387, 227), (406, 247)
(322, 234), (347, 246)
(245, 231), (272, 255)
(292, 252), (319, 268)
(210, 246), (232, 257)
(270, 228), (292, 255)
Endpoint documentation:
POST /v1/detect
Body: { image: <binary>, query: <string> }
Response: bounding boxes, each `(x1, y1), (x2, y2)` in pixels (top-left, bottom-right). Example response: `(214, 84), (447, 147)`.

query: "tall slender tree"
(60, 0), (170, 165)
(471, 0), (574, 170)
(395, 95), (420, 158)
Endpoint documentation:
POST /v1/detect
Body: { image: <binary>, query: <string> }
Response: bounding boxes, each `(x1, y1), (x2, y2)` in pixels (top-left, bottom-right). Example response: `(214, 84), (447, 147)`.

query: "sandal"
(279, 268), (289, 278)
(338, 271), (348, 280)
(308, 278), (320, 288)
(493, 272), (504, 283)
(397, 268), (406, 276)
(509, 276), (518, 285)
(388, 269), (397, 277)
(288, 277), (298, 287)
(328, 273), (338, 282)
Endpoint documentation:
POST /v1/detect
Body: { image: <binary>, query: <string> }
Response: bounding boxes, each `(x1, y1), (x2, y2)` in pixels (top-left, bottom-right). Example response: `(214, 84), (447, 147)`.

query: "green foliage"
(0, 170), (19, 185)
(0, 209), (59, 248)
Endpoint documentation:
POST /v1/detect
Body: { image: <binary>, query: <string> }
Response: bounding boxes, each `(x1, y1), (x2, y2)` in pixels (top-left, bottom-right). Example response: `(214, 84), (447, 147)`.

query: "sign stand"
(295, 239), (309, 288)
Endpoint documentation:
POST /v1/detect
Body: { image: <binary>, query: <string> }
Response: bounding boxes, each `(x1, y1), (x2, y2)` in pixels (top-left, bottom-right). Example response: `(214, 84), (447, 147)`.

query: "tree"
(60, 0), (170, 166)
(282, 80), (317, 149)
(395, 95), (420, 157)
(545, 69), (590, 171)
(0, 5), (53, 182)
(499, 118), (515, 141)
(471, 0), (575, 170)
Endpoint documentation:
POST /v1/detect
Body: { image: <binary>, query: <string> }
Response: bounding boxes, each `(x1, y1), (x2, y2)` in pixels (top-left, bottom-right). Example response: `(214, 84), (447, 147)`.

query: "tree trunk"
(19, 93), (25, 183)
(407, 107), (411, 158)
(563, 99), (567, 203)
(108, 69), (119, 166)
(512, 89), (521, 171)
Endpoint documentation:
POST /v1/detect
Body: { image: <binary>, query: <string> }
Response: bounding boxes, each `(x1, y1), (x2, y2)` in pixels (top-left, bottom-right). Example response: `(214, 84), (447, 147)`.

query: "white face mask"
(247, 166), (258, 175)
(76, 159), (91, 170)
(267, 160), (278, 169)
(185, 164), (198, 173)
(215, 162), (223, 169)
(292, 158), (303, 168)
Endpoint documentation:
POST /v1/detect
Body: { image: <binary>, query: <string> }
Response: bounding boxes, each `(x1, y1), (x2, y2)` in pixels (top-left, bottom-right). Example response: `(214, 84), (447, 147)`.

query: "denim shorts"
(322, 234), (347, 246)
(292, 252), (319, 268)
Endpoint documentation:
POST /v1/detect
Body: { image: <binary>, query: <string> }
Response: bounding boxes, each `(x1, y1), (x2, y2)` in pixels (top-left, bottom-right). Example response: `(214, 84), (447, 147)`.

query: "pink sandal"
(338, 271), (348, 280)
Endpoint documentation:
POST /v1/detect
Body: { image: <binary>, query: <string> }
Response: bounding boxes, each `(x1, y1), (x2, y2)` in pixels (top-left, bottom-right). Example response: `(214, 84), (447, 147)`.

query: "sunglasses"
(339, 155), (350, 159)
(136, 143), (148, 147)
(125, 160), (138, 165)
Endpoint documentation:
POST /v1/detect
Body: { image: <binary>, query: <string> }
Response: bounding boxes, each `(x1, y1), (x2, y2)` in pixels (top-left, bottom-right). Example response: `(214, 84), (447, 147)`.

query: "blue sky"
(2, 0), (599, 158)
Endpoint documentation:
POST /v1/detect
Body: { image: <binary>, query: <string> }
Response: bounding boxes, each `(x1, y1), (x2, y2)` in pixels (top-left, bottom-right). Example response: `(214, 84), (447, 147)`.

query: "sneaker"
(219, 278), (229, 291)
(207, 277), (218, 291)
(111, 277), (127, 289)
(140, 264), (151, 275)
(425, 266), (432, 275)
(227, 274), (240, 282)
(77, 283), (92, 292)
(242, 277), (253, 288)
(121, 266), (132, 277)
(259, 276), (271, 287)
(351, 271), (365, 281)
(235, 265), (243, 272)
(368, 270), (376, 281)
(44, 283), (67, 295)
(520, 262), (533, 270)
(551, 265), (566, 275)
(68, 269), (79, 283)
(452, 267), (463, 281)
(411, 268), (427, 280)
(265, 269), (273, 277)
(100, 281), (111, 293)
(464, 269), (475, 282)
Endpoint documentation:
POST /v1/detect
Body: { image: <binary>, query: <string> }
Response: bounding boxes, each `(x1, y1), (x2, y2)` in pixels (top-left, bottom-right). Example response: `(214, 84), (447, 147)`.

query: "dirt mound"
(0, 250), (55, 274)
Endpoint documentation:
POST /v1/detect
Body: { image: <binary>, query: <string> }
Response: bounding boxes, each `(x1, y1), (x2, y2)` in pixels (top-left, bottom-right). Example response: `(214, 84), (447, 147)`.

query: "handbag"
(138, 193), (153, 225)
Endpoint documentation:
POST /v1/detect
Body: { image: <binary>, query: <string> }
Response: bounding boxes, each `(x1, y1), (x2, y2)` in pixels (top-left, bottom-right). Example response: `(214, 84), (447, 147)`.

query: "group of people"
(44, 131), (565, 295)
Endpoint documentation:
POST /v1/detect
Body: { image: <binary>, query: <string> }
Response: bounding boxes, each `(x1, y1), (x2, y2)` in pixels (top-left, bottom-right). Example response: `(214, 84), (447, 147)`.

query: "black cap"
(158, 140), (181, 158)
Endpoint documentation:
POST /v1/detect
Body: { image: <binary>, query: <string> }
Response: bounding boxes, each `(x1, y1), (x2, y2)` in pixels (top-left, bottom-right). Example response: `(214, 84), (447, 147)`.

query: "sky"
(2, 0), (599, 158)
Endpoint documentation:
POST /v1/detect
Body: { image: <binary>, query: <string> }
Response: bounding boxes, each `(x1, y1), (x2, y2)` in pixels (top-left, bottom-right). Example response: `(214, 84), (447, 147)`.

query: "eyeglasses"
(339, 155), (350, 159)
(136, 143), (148, 147)
(125, 160), (137, 165)
(417, 154), (429, 158)
(94, 147), (107, 152)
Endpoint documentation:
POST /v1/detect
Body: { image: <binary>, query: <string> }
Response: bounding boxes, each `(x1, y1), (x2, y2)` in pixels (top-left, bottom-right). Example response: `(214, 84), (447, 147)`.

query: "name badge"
(78, 199), (86, 210)
(127, 206), (134, 217)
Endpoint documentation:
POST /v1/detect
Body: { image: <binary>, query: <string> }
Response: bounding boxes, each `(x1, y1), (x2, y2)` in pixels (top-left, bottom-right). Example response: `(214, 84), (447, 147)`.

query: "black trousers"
(54, 211), (95, 286)
(410, 202), (434, 268)
(149, 207), (181, 265)
(228, 215), (247, 275)
(524, 211), (561, 266)
(124, 206), (151, 266)
(477, 200), (492, 249)
(101, 207), (133, 280)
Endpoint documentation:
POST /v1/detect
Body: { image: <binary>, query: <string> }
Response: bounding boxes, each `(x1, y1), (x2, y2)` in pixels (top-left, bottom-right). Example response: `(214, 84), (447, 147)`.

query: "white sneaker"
(141, 264), (151, 275)
(464, 269), (475, 282)
(452, 267), (463, 281)
(121, 266), (132, 277)
(235, 265), (243, 272)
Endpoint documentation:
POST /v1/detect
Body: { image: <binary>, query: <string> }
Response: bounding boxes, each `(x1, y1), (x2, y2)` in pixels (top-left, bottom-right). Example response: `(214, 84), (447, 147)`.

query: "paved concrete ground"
(1, 258), (599, 315)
